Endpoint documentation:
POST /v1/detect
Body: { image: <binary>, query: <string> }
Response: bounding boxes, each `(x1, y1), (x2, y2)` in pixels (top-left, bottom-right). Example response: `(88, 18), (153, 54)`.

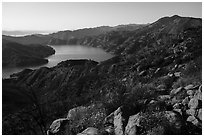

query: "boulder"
(157, 95), (171, 102)
(186, 108), (196, 116)
(104, 112), (114, 125)
(184, 84), (195, 90)
(104, 125), (114, 135)
(77, 127), (99, 135)
(173, 109), (182, 116)
(173, 103), (181, 109)
(170, 87), (183, 96)
(67, 106), (86, 119)
(125, 113), (140, 135)
(187, 90), (195, 96)
(198, 85), (202, 93)
(194, 90), (202, 100)
(188, 98), (199, 109)
(187, 116), (200, 126)
(47, 118), (69, 135)
(125, 111), (184, 135)
(196, 109), (202, 121)
(182, 96), (190, 105)
(114, 107), (124, 135)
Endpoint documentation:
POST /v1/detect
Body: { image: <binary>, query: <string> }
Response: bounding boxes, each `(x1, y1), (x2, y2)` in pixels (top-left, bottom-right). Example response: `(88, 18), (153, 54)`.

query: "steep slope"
(2, 15), (202, 135)
(2, 39), (55, 67)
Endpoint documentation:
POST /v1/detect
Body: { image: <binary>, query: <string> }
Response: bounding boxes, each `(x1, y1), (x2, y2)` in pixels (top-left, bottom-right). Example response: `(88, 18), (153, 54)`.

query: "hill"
(2, 15), (202, 135)
(2, 39), (55, 67)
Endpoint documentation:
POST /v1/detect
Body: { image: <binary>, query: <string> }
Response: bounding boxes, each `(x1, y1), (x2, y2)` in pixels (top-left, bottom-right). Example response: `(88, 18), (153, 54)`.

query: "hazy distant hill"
(2, 24), (146, 45)
(2, 30), (54, 36)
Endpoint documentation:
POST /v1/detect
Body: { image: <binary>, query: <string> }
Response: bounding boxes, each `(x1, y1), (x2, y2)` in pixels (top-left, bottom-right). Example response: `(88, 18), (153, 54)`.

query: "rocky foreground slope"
(2, 15), (202, 135)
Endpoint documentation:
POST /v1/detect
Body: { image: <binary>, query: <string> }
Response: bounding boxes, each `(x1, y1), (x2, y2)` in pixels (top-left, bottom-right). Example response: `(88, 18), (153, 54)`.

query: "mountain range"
(2, 15), (202, 135)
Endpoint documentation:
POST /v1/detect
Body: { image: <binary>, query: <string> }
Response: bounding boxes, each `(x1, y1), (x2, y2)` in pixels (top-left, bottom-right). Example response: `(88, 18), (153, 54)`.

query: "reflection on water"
(2, 45), (114, 78)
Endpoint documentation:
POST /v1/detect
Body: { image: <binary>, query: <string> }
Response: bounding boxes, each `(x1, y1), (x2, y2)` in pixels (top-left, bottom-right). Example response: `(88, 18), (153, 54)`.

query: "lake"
(2, 45), (114, 78)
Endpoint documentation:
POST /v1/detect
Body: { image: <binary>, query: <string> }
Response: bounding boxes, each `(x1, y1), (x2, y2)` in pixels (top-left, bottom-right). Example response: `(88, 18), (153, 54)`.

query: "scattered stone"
(157, 95), (171, 101)
(48, 118), (69, 135)
(186, 108), (196, 116)
(154, 68), (161, 74)
(104, 112), (114, 125)
(114, 107), (124, 135)
(194, 90), (202, 100)
(198, 85), (202, 93)
(196, 109), (202, 121)
(139, 70), (146, 76)
(104, 125), (114, 135)
(77, 127), (99, 135)
(174, 72), (181, 77)
(173, 103), (181, 109)
(125, 113), (140, 135)
(67, 106), (86, 119)
(187, 116), (200, 126)
(187, 90), (195, 96)
(188, 98), (199, 109)
(170, 87), (183, 96)
(182, 96), (190, 105)
(173, 109), (182, 116)
(184, 84), (195, 90)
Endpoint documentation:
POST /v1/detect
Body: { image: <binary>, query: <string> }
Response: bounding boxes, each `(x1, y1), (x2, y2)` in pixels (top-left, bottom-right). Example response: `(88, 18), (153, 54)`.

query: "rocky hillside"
(2, 39), (55, 67)
(2, 15), (202, 135)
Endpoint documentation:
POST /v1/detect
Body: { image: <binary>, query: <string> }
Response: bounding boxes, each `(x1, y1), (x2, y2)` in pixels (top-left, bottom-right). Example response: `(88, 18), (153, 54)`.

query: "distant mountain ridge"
(2, 24), (147, 45)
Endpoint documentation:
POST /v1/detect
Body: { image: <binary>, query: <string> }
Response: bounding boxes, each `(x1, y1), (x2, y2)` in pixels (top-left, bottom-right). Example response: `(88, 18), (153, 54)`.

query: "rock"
(187, 116), (200, 126)
(174, 72), (181, 77)
(186, 108), (196, 116)
(184, 84), (195, 90)
(196, 109), (202, 121)
(157, 95), (171, 101)
(114, 107), (124, 135)
(198, 85), (202, 93)
(164, 111), (184, 134)
(67, 106), (86, 119)
(173, 103), (181, 109)
(170, 87), (183, 96)
(149, 100), (157, 104)
(125, 111), (184, 135)
(48, 118), (69, 135)
(104, 112), (114, 125)
(182, 96), (190, 105)
(194, 90), (202, 100)
(125, 113), (140, 135)
(173, 109), (183, 116)
(104, 125), (114, 135)
(139, 70), (146, 76)
(77, 127), (99, 135)
(188, 98), (199, 109)
(187, 90), (195, 96)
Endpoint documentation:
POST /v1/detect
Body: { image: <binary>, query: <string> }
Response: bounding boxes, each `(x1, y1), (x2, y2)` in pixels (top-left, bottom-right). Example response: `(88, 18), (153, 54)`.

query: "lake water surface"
(2, 45), (114, 78)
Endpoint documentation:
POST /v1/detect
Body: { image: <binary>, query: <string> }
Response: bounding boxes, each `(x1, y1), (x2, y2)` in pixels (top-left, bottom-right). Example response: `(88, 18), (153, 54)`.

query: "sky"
(2, 2), (202, 31)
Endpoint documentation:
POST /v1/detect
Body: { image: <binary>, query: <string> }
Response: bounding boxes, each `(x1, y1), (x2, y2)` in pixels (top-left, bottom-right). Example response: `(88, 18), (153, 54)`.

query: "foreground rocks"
(47, 84), (202, 135)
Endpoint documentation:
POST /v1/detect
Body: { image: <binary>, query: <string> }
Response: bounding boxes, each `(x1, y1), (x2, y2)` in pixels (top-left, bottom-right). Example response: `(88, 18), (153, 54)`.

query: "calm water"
(2, 45), (114, 78)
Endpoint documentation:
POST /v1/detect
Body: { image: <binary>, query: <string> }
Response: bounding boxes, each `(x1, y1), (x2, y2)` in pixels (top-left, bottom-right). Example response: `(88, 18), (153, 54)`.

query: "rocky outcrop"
(47, 118), (69, 135)
(77, 127), (99, 135)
